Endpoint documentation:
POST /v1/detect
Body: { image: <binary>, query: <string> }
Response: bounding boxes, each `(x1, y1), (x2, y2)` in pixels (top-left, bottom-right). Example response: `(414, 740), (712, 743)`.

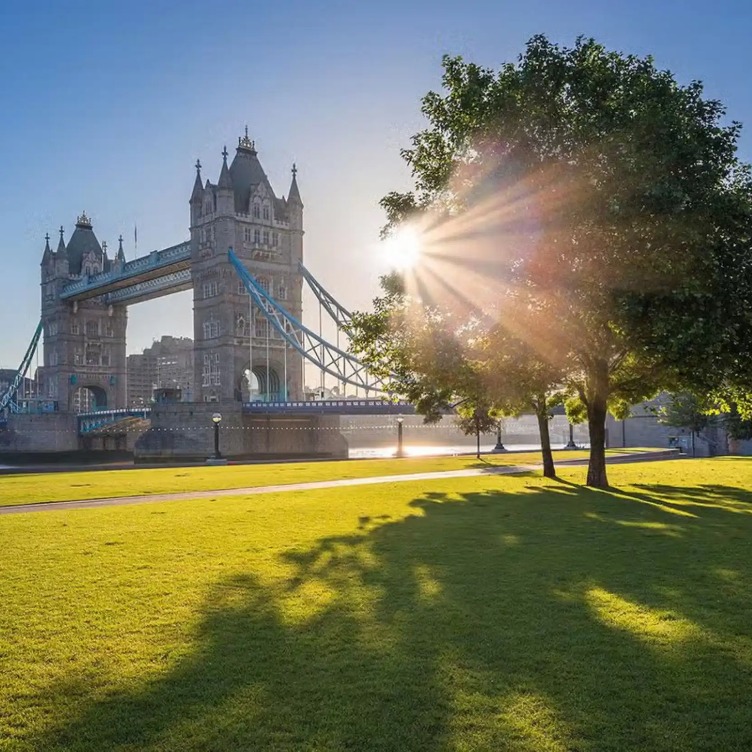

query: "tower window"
(203, 319), (220, 339)
(254, 229), (260, 244)
(263, 205), (270, 221)
(253, 203), (260, 219)
(272, 232), (278, 247)
(202, 280), (219, 298)
(244, 227), (251, 242)
(262, 230), (269, 245)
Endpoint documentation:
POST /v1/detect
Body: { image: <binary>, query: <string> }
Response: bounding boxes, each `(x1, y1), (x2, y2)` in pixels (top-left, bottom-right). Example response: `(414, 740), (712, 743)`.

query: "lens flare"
(382, 227), (421, 271)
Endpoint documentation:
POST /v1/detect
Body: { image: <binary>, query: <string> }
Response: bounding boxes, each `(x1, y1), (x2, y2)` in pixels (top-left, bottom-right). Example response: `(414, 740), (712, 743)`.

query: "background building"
(127, 336), (194, 406)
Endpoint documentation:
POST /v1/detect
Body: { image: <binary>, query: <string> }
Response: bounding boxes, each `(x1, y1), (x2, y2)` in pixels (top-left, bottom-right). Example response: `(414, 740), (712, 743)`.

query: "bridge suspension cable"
(228, 249), (382, 394)
(0, 320), (43, 412)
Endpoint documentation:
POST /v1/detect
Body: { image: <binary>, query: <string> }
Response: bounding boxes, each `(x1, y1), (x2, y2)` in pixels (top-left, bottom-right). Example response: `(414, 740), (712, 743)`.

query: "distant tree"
(359, 35), (752, 489)
(454, 401), (499, 459)
(656, 392), (716, 456)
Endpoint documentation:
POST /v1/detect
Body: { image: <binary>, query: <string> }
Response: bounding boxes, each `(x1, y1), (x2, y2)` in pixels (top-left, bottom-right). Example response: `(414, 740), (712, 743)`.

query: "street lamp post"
(492, 420), (507, 453)
(565, 422), (577, 449)
(395, 416), (405, 458)
(212, 412), (223, 459)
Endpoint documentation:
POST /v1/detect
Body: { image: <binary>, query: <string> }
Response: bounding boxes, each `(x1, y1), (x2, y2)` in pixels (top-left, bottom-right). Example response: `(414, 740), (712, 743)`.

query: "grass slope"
(1, 457), (751, 751)
(0, 451), (598, 507)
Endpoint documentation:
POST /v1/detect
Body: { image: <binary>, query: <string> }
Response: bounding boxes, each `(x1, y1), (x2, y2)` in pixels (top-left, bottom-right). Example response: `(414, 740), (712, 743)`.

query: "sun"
(382, 227), (421, 271)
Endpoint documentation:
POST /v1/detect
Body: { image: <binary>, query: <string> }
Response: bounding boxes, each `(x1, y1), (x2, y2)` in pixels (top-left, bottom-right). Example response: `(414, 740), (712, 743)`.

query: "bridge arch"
(237, 364), (283, 402)
(70, 384), (108, 412)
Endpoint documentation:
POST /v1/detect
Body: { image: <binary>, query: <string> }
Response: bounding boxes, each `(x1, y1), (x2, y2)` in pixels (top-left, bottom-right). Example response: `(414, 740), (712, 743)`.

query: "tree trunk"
(536, 409), (556, 479)
(586, 388), (609, 488)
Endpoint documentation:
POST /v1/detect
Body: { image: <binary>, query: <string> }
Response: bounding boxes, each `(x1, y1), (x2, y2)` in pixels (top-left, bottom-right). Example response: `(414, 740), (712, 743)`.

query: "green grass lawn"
(0, 450), (604, 507)
(2, 457), (749, 751)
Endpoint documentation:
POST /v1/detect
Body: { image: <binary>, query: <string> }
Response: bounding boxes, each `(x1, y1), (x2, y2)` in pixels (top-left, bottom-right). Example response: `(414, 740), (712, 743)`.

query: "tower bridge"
(0, 131), (395, 460)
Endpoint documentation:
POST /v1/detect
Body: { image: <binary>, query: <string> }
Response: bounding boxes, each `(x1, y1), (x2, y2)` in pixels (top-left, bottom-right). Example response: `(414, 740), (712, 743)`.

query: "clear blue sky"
(1, 0), (751, 366)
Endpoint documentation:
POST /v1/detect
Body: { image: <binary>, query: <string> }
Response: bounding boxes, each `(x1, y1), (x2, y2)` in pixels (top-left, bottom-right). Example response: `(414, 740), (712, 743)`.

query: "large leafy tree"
(354, 35), (752, 488)
(349, 277), (565, 477)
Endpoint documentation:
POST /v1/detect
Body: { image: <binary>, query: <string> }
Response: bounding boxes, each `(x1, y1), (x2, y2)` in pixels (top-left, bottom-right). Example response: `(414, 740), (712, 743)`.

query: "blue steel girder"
(60, 241), (191, 302)
(228, 248), (383, 393)
(104, 268), (192, 305)
(77, 407), (151, 434)
(299, 263), (352, 327)
(0, 321), (42, 412)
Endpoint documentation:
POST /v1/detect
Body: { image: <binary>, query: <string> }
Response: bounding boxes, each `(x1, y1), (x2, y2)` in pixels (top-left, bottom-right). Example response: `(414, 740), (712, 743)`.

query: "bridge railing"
(243, 399), (416, 415)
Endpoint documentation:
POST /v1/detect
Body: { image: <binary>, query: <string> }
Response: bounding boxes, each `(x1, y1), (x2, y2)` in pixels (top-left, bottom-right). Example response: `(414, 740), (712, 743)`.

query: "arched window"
(263, 205), (270, 221)
(253, 203), (261, 219)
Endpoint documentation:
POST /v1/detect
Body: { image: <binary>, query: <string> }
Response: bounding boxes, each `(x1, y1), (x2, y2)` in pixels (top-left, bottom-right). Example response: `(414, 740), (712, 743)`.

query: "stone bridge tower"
(189, 131), (305, 403)
(38, 214), (128, 411)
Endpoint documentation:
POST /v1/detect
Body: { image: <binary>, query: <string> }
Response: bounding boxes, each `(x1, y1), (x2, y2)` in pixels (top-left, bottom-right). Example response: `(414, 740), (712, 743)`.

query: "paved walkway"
(0, 464), (538, 516)
(0, 450), (682, 516)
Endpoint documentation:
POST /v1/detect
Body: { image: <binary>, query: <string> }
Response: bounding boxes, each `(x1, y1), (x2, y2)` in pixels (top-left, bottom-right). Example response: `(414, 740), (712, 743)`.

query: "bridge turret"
(190, 159), (204, 226)
(53, 226), (69, 278)
(114, 235), (126, 269)
(287, 164), (304, 265)
(216, 146), (234, 216)
(40, 233), (53, 266)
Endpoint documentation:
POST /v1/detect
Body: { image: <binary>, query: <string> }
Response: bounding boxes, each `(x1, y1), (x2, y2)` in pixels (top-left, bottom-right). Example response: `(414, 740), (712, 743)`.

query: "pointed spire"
(102, 240), (108, 259)
(56, 225), (66, 254)
(117, 234), (126, 263)
(218, 146), (233, 190)
(41, 233), (53, 265)
(287, 162), (303, 207)
(191, 158), (204, 203)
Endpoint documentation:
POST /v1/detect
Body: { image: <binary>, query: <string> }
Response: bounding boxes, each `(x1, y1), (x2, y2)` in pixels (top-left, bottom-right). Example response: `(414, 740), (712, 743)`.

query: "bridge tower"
(38, 214), (128, 411)
(190, 131), (305, 403)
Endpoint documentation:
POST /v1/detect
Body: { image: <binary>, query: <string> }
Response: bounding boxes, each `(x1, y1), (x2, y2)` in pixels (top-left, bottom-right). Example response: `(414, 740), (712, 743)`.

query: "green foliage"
(655, 392), (715, 434)
(723, 405), (752, 441)
(454, 402), (500, 436)
(354, 35), (752, 488)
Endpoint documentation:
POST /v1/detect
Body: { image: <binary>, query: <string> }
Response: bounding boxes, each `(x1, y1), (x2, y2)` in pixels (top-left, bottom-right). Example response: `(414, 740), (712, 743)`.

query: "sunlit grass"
(2, 457), (750, 750)
(0, 448), (667, 508)
(0, 451), (591, 507)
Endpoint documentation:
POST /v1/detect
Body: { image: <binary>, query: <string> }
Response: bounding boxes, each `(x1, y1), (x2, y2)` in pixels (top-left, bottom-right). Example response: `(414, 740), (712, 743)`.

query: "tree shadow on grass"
(31, 481), (752, 752)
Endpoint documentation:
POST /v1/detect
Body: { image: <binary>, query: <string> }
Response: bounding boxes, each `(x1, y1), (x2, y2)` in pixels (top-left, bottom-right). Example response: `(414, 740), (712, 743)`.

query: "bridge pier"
(0, 413), (79, 454)
(134, 402), (347, 463)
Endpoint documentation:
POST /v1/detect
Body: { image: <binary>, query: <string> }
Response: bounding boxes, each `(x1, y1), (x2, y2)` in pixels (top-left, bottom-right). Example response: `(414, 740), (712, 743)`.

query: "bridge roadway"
(59, 241), (191, 305)
(77, 400), (417, 434)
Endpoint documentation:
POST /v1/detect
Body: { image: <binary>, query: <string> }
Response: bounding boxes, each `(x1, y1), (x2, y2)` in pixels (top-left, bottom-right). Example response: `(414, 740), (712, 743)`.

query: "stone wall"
(134, 403), (347, 462)
(0, 413), (79, 453)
